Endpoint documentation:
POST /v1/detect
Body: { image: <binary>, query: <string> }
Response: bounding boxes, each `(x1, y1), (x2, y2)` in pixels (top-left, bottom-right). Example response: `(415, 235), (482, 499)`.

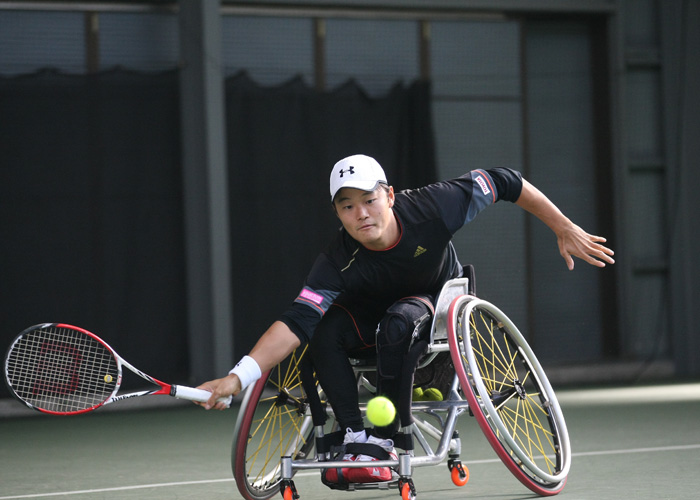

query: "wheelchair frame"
(231, 269), (571, 500)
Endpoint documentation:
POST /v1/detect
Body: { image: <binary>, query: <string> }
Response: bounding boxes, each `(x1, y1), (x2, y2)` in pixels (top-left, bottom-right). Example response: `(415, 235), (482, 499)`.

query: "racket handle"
(172, 385), (233, 408)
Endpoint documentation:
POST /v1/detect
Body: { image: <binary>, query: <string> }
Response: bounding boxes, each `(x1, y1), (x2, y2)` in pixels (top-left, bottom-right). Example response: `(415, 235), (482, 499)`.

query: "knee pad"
(376, 297), (433, 381)
(377, 311), (412, 348)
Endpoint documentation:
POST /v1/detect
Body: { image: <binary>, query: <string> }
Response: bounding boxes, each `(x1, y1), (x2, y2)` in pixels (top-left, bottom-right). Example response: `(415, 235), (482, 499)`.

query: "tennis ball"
(413, 386), (444, 401)
(104, 374), (113, 383)
(366, 396), (396, 427)
(422, 388), (443, 401)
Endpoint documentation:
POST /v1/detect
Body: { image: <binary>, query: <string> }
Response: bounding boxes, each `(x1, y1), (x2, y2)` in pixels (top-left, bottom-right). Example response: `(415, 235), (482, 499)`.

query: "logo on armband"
(299, 288), (324, 306)
(475, 175), (491, 196)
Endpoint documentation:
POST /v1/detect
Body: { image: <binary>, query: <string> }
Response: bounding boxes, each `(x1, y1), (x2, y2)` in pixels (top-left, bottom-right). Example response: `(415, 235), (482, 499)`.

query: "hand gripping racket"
(4, 323), (232, 415)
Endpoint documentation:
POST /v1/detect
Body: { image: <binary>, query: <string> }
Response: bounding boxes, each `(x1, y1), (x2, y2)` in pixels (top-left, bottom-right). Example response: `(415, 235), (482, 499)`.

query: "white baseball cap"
(329, 154), (388, 202)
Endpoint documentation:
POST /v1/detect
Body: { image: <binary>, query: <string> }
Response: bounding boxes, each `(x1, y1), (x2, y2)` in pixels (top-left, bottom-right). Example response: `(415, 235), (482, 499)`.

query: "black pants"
(309, 296), (433, 436)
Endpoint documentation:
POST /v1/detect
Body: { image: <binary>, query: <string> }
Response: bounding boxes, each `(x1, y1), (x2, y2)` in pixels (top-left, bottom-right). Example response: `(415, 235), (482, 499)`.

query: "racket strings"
(6, 325), (119, 413)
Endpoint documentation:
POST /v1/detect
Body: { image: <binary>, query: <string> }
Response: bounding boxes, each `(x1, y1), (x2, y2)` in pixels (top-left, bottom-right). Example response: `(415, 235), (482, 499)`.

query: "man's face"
(333, 186), (397, 250)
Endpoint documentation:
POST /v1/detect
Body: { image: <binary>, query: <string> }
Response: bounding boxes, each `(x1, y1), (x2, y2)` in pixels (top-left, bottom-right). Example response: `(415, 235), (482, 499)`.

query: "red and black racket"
(4, 323), (231, 415)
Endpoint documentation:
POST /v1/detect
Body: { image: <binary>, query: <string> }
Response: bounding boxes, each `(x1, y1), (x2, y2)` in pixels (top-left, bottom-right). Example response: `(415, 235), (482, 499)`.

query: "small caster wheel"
(448, 459), (469, 486)
(280, 479), (299, 500)
(399, 478), (417, 500)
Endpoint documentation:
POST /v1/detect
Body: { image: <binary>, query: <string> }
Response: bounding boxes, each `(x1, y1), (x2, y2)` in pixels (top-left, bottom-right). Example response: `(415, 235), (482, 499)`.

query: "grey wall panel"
(222, 15), (313, 85)
(431, 20), (521, 98)
(526, 20), (604, 363)
(0, 11), (84, 74)
(325, 18), (418, 94)
(100, 12), (179, 71)
(433, 99), (528, 334)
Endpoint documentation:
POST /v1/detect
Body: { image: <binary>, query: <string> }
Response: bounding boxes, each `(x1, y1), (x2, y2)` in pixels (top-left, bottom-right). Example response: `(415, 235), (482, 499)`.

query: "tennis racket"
(4, 323), (232, 415)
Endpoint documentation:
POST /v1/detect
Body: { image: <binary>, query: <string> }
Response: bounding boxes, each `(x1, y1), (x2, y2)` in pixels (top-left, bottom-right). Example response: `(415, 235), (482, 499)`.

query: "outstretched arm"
(196, 320), (301, 410)
(515, 179), (615, 270)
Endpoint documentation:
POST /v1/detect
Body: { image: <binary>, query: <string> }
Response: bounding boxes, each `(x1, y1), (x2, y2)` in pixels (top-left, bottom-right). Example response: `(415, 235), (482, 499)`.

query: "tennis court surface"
(1, 382), (699, 500)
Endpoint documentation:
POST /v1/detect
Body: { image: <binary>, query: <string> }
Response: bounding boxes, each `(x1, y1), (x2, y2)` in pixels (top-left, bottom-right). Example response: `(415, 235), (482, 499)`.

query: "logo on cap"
(330, 154), (387, 201)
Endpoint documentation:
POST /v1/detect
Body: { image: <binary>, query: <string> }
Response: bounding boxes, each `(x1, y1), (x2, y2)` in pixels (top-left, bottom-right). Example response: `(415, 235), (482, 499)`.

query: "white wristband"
(229, 355), (262, 391)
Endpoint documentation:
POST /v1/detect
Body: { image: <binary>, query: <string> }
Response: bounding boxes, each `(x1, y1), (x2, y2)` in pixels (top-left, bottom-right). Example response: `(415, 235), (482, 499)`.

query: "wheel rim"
(448, 296), (570, 492)
(232, 346), (316, 500)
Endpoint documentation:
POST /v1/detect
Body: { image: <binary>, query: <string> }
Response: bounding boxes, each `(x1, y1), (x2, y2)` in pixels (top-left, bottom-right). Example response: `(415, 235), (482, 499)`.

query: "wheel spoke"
(498, 402), (556, 471)
(470, 313), (520, 391)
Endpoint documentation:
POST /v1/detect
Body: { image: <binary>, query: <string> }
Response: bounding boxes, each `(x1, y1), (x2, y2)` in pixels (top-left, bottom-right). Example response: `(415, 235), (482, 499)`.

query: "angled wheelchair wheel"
(447, 296), (571, 496)
(232, 346), (325, 500)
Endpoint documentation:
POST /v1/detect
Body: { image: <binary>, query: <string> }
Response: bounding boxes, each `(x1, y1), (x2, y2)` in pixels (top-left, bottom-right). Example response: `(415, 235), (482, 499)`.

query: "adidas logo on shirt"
(414, 246), (427, 257)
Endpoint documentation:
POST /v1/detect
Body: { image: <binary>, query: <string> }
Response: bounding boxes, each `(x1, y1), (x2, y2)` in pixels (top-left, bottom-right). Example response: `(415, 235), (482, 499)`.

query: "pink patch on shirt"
(299, 288), (324, 305)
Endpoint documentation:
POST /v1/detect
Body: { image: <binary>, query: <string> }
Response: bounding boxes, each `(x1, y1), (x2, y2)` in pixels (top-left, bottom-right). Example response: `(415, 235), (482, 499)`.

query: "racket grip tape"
(172, 385), (233, 408)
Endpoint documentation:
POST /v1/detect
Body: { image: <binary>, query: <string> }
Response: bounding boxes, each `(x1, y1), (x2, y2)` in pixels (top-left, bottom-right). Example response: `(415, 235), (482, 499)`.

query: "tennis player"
(198, 154), (614, 482)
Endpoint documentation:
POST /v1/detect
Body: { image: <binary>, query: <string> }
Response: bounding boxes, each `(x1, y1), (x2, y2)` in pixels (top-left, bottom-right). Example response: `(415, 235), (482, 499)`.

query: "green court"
(2, 382), (699, 500)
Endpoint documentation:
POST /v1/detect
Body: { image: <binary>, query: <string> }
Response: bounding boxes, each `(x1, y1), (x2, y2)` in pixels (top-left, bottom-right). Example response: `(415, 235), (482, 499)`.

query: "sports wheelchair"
(231, 266), (571, 500)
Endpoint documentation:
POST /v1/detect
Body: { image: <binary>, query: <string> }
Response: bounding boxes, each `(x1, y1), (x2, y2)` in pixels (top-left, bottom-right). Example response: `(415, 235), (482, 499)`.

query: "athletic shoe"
(324, 429), (397, 483)
(341, 428), (365, 460)
(344, 434), (397, 483)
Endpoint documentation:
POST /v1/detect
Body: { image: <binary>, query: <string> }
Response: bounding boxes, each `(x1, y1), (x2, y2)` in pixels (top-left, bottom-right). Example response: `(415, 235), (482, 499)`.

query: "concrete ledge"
(545, 360), (676, 387)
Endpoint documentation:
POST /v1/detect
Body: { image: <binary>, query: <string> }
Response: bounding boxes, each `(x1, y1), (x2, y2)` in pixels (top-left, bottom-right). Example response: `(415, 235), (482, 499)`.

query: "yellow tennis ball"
(366, 396), (396, 427)
(104, 374), (113, 383)
(422, 388), (443, 401)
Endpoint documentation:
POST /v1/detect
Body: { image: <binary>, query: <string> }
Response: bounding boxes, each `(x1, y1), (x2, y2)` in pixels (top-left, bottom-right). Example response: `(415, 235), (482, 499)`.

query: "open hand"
(557, 222), (615, 270)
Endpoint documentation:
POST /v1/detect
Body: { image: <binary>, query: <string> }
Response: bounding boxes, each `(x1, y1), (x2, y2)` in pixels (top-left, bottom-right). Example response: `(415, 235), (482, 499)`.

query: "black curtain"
(0, 69), (435, 400)
(0, 69), (187, 397)
(225, 73), (436, 356)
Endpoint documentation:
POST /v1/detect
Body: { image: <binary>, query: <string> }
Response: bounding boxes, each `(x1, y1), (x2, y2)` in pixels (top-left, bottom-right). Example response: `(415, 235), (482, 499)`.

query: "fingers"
(192, 379), (224, 410)
(593, 248), (615, 266)
(195, 374), (241, 411)
(201, 389), (215, 410)
(559, 230), (615, 269)
(565, 254), (574, 271)
(584, 256), (607, 268)
(572, 247), (613, 268)
(585, 237), (615, 267)
(192, 382), (214, 408)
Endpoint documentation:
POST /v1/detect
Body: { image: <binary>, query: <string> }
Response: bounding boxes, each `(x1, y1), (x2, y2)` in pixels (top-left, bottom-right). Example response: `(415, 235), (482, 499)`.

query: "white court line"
(2, 444), (699, 500)
(0, 479), (235, 499)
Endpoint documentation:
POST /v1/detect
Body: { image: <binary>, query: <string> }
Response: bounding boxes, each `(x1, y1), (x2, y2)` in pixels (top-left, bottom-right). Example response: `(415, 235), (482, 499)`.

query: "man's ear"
(387, 186), (395, 207)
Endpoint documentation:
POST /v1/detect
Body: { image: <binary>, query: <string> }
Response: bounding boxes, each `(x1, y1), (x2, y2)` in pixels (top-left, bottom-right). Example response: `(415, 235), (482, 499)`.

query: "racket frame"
(4, 323), (229, 415)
